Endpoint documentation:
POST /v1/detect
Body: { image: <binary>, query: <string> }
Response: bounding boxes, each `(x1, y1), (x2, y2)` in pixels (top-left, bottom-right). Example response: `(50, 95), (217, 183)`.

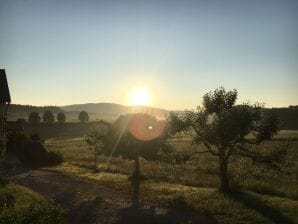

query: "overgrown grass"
(0, 181), (65, 224)
(45, 137), (298, 199)
(48, 163), (298, 224)
(44, 132), (298, 223)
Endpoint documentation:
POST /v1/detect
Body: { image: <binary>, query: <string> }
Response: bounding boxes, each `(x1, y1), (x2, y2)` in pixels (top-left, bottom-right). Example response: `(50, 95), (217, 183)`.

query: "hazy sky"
(1, 0), (297, 110)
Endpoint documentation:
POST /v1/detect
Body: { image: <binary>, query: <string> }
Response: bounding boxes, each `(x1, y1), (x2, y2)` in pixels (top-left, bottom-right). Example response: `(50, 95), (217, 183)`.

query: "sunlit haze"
(128, 87), (150, 106)
(1, 0), (298, 109)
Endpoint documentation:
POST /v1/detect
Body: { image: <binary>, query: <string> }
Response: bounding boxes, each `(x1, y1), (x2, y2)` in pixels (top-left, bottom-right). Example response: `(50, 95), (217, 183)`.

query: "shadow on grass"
(66, 196), (105, 224)
(116, 177), (217, 224)
(228, 191), (295, 224)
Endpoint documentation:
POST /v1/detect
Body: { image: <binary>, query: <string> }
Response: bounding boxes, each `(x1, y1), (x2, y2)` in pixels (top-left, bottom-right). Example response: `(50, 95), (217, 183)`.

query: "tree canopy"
(57, 112), (66, 123)
(99, 114), (171, 178)
(43, 111), (55, 124)
(78, 111), (89, 123)
(28, 112), (41, 125)
(169, 87), (284, 192)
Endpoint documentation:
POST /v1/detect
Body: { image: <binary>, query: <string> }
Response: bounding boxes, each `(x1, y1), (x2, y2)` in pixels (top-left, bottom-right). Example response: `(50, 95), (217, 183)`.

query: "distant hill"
(7, 103), (298, 129)
(61, 103), (169, 119)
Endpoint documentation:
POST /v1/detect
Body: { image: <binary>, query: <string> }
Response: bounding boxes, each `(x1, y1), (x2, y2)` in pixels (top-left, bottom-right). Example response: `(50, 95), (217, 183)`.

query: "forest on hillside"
(6, 104), (298, 129)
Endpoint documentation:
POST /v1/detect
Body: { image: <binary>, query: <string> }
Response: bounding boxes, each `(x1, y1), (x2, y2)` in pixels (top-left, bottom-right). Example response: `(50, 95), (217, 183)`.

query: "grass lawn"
(0, 180), (65, 224)
(44, 131), (298, 223)
(48, 163), (298, 224)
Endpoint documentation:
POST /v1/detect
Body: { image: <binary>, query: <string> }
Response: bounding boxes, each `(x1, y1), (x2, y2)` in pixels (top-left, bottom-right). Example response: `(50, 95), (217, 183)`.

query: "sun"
(129, 87), (150, 106)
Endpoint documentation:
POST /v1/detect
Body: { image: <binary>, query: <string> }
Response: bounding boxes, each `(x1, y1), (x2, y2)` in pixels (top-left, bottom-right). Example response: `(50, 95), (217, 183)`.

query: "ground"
(3, 165), (214, 224)
(1, 130), (298, 223)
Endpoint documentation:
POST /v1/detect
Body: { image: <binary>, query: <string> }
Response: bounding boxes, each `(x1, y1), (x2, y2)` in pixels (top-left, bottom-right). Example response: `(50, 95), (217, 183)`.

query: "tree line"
(86, 87), (288, 193)
(25, 111), (90, 124)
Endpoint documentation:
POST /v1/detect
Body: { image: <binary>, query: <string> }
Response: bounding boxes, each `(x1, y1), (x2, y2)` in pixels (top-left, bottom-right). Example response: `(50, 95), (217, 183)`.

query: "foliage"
(43, 111), (55, 124)
(28, 112), (41, 125)
(168, 87), (284, 192)
(0, 201), (65, 224)
(57, 112), (66, 123)
(85, 123), (110, 169)
(78, 111), (89, 123)
(99, 114), (172, 178)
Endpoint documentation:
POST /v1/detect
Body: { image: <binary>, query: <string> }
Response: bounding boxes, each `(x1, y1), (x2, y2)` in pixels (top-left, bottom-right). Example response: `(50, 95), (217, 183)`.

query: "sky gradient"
(1, 0), (297, 110)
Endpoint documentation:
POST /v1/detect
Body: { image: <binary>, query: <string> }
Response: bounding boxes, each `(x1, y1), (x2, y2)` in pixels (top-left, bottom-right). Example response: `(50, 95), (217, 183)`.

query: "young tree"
(57, 112), (66, 123)
(28, 112), (41, 125)
(43, 111), (55, 124)
(102, 114), (170, 179)
(79, 111), (89, 123)
(85, 121), (110, 169)
(169, 87), (284, 193)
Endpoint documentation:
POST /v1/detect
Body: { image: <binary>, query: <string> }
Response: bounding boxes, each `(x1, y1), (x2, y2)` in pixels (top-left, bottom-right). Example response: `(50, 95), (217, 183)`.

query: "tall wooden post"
(0, 69), (11, 167)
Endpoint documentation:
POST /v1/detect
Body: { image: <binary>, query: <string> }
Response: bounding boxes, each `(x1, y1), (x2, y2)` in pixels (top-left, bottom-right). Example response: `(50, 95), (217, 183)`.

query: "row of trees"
(27, 111), (89, 124)
(86, 87), (287, 193)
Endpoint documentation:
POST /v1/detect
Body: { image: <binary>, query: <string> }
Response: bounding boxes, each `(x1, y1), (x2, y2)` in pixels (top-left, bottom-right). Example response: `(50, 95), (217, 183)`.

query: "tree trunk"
(219, 150), (229, 193)
(133, 155), (140, 179)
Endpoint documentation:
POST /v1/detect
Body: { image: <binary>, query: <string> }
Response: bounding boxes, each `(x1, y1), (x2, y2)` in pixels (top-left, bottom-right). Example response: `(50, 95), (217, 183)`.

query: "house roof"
(0, 69), (11, 103)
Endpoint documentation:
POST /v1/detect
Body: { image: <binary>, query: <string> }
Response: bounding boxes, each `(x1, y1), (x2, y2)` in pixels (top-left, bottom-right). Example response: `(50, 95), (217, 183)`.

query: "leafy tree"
(43, 111), (55, 124)
(78, 111), (89, 123)
(169, 87), (284, 193)
(28, 112), (41, 125)
(57, 112), (66, 124)
(101, 114), (171, 179)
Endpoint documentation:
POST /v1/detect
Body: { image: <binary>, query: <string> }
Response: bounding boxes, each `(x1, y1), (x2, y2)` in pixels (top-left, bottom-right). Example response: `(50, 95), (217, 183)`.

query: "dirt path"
(2, 166), (215, 224)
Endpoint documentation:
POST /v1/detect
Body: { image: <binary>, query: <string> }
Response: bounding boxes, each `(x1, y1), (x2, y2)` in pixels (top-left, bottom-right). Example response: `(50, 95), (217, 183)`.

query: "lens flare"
(128, 114), (166, 141)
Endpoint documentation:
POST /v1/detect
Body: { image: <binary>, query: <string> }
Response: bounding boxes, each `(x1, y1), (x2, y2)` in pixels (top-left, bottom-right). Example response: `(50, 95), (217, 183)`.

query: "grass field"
(44, 130), (298, 223)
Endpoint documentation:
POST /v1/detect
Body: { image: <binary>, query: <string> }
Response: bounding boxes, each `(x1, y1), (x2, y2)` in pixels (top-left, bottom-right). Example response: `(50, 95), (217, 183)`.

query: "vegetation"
(6, 89), (297, 223)
(97, 114), (171, 179)
(169, 87), (284, 192)
(85, 124), (109, 169)
(0, 181), (65, 224)
(28, 112), (41, 125)
(78, 111), (89, 123)
(43, 111), (55, 124)
(48, 161), (298, 224)
(57, 112), (66, 123)
(7, 132), (63, 166)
